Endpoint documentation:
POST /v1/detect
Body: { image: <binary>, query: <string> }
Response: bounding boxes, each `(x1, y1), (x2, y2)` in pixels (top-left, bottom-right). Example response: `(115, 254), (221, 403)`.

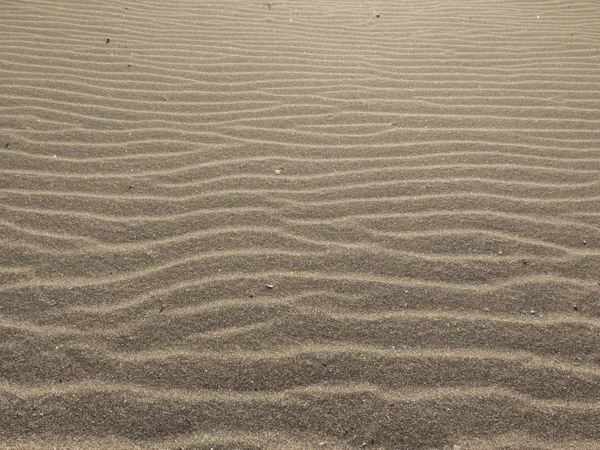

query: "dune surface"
(1, 0), (599, 448)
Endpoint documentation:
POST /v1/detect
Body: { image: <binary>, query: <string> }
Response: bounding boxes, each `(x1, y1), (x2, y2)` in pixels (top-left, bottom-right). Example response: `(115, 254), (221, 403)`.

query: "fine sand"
(1, 0), (599, 448)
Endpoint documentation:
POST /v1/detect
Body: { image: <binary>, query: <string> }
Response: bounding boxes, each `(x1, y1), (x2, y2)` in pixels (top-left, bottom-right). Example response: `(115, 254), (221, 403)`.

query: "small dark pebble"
(159, 305), (166, 313)
(573, 305), (578, 311)
(106, 38), (110, 44)
(375, 14), (380, 17)
(128, 186), (133, 189)
(520, 259), (528, 265)
(5, 143), (9, 148)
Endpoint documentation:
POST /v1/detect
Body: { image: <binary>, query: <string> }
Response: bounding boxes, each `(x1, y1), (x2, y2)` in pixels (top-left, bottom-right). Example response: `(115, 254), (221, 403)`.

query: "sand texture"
(1, 0), (600, 448)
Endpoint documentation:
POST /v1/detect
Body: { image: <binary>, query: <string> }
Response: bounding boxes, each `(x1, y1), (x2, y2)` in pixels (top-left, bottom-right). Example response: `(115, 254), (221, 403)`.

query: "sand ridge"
(1, 0), (599, 448)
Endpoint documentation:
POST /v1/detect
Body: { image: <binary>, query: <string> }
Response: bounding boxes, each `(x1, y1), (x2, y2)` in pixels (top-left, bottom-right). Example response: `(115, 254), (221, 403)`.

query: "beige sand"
(1, 0), (599, 448)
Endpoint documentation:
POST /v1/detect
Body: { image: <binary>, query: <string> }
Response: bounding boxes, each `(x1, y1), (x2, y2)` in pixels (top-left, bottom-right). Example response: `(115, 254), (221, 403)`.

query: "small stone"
(266, 284), (274, 289)
(530, 309), (537, 315)
(106, 38), (110, 44)
(275, 167), (283, 174)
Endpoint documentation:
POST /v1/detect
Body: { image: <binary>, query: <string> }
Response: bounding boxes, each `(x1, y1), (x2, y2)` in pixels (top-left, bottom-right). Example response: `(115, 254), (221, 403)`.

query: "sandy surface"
(1, 0), (599, 448)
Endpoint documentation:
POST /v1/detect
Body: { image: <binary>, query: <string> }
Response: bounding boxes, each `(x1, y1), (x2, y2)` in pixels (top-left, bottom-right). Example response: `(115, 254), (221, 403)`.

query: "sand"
(1, 0), (599, 448)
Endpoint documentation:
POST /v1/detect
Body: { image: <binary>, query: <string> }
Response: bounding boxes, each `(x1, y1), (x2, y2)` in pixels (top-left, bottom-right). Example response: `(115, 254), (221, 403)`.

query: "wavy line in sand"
(4, 433), (600, 450)
(3, 161), (599, 181)
(2, 270), (596, 307)
(2, 380), (598, 411)
(2, 222), (596, 260)
(2, 292), (598, 338)
(3, 180), (600, 206)
(39, 343), (597, 378)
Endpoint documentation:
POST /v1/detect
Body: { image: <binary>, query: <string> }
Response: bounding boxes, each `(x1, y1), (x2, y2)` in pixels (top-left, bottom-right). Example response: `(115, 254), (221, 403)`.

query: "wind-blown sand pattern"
(1, 0), (599, 448)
